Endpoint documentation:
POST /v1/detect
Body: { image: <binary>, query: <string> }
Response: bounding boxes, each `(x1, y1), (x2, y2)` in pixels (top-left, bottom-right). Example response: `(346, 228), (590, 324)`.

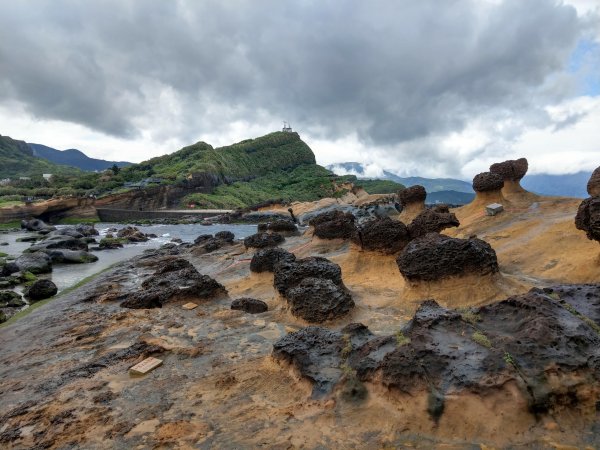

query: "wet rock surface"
(20, 219), (56, 234)
(309, 210), (356, 240)
(398, 185), (426, 207)
(25, 279), (58, 301)
(257, 219), (298, 235)
(397, 233), (499, 281)
(190, 232), (234, 255)
(243, 232), (285, 249)
(0, 291), (25, 307)
(231, 297), (268, 314)
(407, 208), (460, 239)
(472, 171), (504, 192)
(250, 248), (296, 273)
(285, 277), (354, 323)
(15, 251), (52, 274)
(575, 196), (600, 242)
(116, 226), (150, 243)
(351, 217), (410, 254)
(273, 256), (344, 295)
(489, 157), (529, 181)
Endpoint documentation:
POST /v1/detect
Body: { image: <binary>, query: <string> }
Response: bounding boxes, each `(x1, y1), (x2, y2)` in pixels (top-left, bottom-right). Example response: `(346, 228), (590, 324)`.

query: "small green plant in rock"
(472, 330), (492, 349)
(503, 352), (517, 368)
(396, 330), (411, 347)
(460, 310), (481, 325)
(341, 334), (352, 359)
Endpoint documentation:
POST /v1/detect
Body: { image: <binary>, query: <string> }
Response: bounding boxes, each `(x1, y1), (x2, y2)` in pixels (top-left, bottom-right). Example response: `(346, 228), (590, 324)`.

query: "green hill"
(0, 134), (81, 179)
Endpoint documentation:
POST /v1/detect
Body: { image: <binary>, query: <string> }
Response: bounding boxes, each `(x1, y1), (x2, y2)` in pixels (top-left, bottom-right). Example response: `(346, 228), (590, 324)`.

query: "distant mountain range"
(327, 162), (591, 202)
(28, 143), (132, 172)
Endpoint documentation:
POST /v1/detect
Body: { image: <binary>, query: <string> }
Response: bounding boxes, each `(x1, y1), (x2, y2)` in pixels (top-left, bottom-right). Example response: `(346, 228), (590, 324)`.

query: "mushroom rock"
(471, 172), (506, 205)
(398, 185), (427, 222)
(490, 157), (531, 198)
(351, 217), (411, 254)
(257, 219), (299, 236)
(285, 277), (354, 323)
(397, 233), (499, 282)
(575, 196), (600, 244)
(250, 248), (297, 273)
(408, 208), (460, 240)
(243, 232), (285, 249)
(308, 210), (356, 240)
(588, 166), (600, 197)
(273, 256), (344, 295)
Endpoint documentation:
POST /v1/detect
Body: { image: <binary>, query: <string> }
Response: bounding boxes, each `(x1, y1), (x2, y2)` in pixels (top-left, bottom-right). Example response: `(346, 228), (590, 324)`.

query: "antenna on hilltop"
(282, 121), (293, 133)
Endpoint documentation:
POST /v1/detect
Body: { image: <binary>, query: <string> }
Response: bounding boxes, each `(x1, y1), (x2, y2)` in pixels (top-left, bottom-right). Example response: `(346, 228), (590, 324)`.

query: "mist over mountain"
(29, 143), (132, 172)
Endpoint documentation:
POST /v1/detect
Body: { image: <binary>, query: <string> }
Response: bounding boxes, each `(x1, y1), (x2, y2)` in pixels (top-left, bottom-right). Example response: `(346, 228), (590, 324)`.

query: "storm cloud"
(0, 0), (598, 177)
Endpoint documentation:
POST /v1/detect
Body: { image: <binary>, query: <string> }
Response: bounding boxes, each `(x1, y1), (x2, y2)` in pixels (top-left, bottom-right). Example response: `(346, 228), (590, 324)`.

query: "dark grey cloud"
(0, 0), (589, 151)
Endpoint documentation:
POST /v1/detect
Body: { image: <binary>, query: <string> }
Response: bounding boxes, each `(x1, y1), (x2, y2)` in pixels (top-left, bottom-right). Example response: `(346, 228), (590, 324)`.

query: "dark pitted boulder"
(257, 219), (298, 235)
(489, 157), (528, 181)
(273, 256), (343, 295)
(575, 196), (600, 243)
(122, 257), (226, 309)
(231, 297), (268, 314)
(1, 262), (19, 277)
(20, 219), (56, 234)
(214, 230), (235, 242)
(351, 217), (410, 254)
(25, 279), (58, 301)
(117, 226), (149, 243)
(398, 185), (426, 207)
(75, 224), (99, 237)
(472, 172), (504, 192)
(408, 208), (460, 239)
(15, 252), (52, 274)
(0, 291), (25, 307)
(46, 249), (98, 264)
(588, 166), (600, 197)
(397, 233), (499, 282)
(29, 236), (89, 252)
(309, 210), (356, 240)
(285, 277), (354, 323)
(194, 234), (214, 245)
(250, 248), (296, 273)
(244, 232), (285, 249)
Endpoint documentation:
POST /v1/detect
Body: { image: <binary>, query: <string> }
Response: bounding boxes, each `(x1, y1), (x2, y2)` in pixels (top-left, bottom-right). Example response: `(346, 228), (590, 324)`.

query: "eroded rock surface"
(15, 252), (52, 274)
(588, 166), (600, 197)
(489, 157), (528, 181)
(575, 197), (600, 243)
(25, 279), (58, 301)
(273, 256), (343, 295)
(257, 219), (298, 235)
(397, 233), (499, 282)
(243, 232), (285, 249)
(309, 210), (356, 240)
(231, 297), (268, 314)
(250, 248), (296, 273)
(398, 185), (426, 207)
(351, 217), (410, 254)
(472, 172), (504, 192)
(116, 226), (149, 243)
(407, 208), (460, 239)
(20, 219), (56, 234)
(285, 278), (354, 323)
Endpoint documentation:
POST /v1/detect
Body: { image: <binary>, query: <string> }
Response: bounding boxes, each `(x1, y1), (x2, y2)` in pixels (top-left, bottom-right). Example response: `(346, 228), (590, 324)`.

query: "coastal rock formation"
(398, 185), (426, 222)
(588, 166), (600, 197)
(191, 231), (235, 255)
(472, 172), (504, 192)
(29, 235), (89, 252)
(407, 207), (460, 239)
(46, 249), (98, 264)
(0, 291), (25, 307)
(230, 297), (268, 314)
(309, 210), (356, 240)
(243, 232), (285, 249)
(285, 277), (354, 323)
(257, 219), (298, 235)
(20, 219), (56, 234)
(122, 257), (226, 309)
(397, 233), (499, 282)
(15, 252), (52, 274)
(250, 248), (296, 273)
(25, 279), (58, 301)
(351, 217), (411, 254)
(273, 256), (344, 295)
(214, 230), (235, 242)
(116, 226), (149, 243)
(490, 158), (528, 181)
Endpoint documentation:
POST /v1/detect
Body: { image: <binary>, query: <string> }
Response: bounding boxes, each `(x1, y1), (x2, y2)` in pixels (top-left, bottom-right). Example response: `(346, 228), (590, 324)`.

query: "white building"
(42, 173), (53, 181)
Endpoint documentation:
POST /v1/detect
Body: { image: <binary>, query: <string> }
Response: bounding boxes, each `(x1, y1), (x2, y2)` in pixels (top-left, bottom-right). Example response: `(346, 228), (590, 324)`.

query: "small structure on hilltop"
(282, 121), (293, 133)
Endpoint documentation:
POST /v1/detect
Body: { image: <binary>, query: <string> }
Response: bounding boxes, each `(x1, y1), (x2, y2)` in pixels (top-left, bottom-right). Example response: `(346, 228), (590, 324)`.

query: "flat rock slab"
(129, 357), (163, 375)
(182, 302), (199, 310)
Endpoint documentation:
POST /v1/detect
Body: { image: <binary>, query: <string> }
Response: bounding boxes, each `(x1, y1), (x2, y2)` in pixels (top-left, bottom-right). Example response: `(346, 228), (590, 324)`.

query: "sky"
(0, 0), (598, 180)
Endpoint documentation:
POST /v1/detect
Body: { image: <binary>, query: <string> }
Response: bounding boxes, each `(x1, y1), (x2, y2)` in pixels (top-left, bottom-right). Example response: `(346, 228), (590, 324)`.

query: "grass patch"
(0, 251), (8, 258)
(0, 200), (24, 208)
(0, 265), (114, 329)
(503, 352), (517, 368)
(459, 309), (481, 325)
(396, 330), (411, 347)
(472, 330), (492, 349)
(0, 221), (21, 230)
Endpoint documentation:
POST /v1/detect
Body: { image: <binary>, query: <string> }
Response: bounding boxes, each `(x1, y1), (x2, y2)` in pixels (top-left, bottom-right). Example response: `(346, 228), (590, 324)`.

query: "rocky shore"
(1, 162), (600, 448)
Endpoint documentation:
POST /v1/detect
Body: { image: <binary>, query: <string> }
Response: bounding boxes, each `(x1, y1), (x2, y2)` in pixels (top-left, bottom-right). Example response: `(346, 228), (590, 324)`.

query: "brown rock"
(489, 158), (528, 181)
(309, 210), (356, 240)
(575, 196), (600, 243)
(398, 185), (426, 207)
(587, 166), (600, 197)
(408, 208), (460, 239)
(351, 217), (411, 254)
(472, 172), (504, 192)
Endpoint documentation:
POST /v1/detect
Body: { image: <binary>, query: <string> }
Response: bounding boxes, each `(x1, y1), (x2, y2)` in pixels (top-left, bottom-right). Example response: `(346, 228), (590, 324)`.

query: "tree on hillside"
(110, 164), (120, 175)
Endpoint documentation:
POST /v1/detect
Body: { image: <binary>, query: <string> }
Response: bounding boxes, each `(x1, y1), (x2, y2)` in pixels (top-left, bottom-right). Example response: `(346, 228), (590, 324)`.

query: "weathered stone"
(250, 248), (296, 273)
(25, 279), (58, 301)
(397, 233), (499, 282)
(0, 291), (25, 307)
(285, 277), (354, 323)
(309, 210), (356, 240)
(408, 208), (460, 239)
(20, 219), (56, 234)
(257, 219), (298, 235)
(588, 166), (600, 197)
(575, 196), (600, 243)
(231, 297), (268, 314)
(273, 256), (343, 295)
(489, 158), (528, 181)
(243, 232), (285, 249)
(398, 185), (426, 207)
(117, 226), (149, 242)
(472, 172), (504, 192)
(352, 217), (411, 254)
(214, 230), (235, 242)
(28, 236), (89, 252)
(46, 249), (98, 264)
(15, 252), (52, 275)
